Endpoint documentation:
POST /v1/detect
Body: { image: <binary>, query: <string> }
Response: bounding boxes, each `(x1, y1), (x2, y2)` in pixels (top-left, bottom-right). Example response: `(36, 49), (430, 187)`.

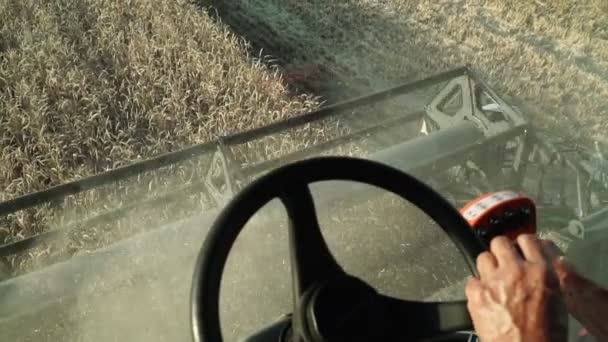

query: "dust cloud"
(0, 158), (216, 341)
(0, 125), (478, 342)
(0, 173), (474, 342)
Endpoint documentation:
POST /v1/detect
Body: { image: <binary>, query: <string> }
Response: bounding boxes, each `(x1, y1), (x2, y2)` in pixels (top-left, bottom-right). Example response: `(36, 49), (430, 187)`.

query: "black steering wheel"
(191, 156), (486, 341)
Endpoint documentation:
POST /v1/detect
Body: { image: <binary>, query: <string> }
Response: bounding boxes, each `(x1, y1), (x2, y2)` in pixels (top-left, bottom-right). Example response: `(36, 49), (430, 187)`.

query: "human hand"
(465, 234), (568, 342)
(537, 239), (570, 284)
(540, 239), (608, 342)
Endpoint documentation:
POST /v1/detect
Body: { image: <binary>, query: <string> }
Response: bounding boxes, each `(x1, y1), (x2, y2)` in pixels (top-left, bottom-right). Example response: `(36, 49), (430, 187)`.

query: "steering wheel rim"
(191, 156), (485, 342)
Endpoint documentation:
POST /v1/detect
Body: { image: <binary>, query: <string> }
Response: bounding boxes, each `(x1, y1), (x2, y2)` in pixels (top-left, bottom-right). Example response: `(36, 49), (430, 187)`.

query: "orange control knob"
(460, 190), (536, 244)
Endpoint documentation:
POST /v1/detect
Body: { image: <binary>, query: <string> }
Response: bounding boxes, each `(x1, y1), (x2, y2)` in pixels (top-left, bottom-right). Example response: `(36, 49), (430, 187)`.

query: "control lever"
(460, 191), (536, 247)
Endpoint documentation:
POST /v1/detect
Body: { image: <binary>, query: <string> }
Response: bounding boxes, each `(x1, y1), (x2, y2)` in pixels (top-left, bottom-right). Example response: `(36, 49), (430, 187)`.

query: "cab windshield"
(1, 1), (606, 341)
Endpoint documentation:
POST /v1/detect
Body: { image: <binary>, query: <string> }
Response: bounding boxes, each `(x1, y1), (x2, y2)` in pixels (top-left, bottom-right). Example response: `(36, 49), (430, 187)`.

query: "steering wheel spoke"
(280, 184), (345, 299)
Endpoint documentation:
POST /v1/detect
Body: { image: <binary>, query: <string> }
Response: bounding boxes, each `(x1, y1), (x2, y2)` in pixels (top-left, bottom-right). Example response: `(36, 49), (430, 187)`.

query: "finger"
(476, 251), (498, 277)
(490, 236), (522, 266)
(540, 239), (564, 260)
(465, 276), (484, 304)
(517, 234), (546, 264)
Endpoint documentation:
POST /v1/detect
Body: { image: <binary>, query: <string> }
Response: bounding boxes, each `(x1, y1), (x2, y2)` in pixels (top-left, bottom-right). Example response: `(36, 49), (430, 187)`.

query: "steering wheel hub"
(301, 275), (377, 341)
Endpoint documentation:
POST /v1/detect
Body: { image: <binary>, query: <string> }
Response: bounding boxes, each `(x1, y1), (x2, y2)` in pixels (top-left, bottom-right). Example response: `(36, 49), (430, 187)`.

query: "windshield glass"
(1, 0), (607, 341)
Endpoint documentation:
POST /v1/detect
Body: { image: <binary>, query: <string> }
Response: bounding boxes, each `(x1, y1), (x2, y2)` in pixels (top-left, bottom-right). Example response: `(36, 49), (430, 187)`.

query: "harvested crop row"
(209, 0), (608, 145)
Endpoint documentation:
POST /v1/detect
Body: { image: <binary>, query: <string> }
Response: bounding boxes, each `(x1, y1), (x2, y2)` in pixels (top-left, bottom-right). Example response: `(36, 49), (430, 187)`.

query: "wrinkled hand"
(465, 234), (568, 342)
(537, 239), (569, 285)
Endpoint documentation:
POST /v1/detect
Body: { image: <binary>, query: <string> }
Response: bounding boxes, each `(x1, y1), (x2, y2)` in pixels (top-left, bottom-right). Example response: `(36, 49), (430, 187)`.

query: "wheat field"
(0, 0), (322, 271)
